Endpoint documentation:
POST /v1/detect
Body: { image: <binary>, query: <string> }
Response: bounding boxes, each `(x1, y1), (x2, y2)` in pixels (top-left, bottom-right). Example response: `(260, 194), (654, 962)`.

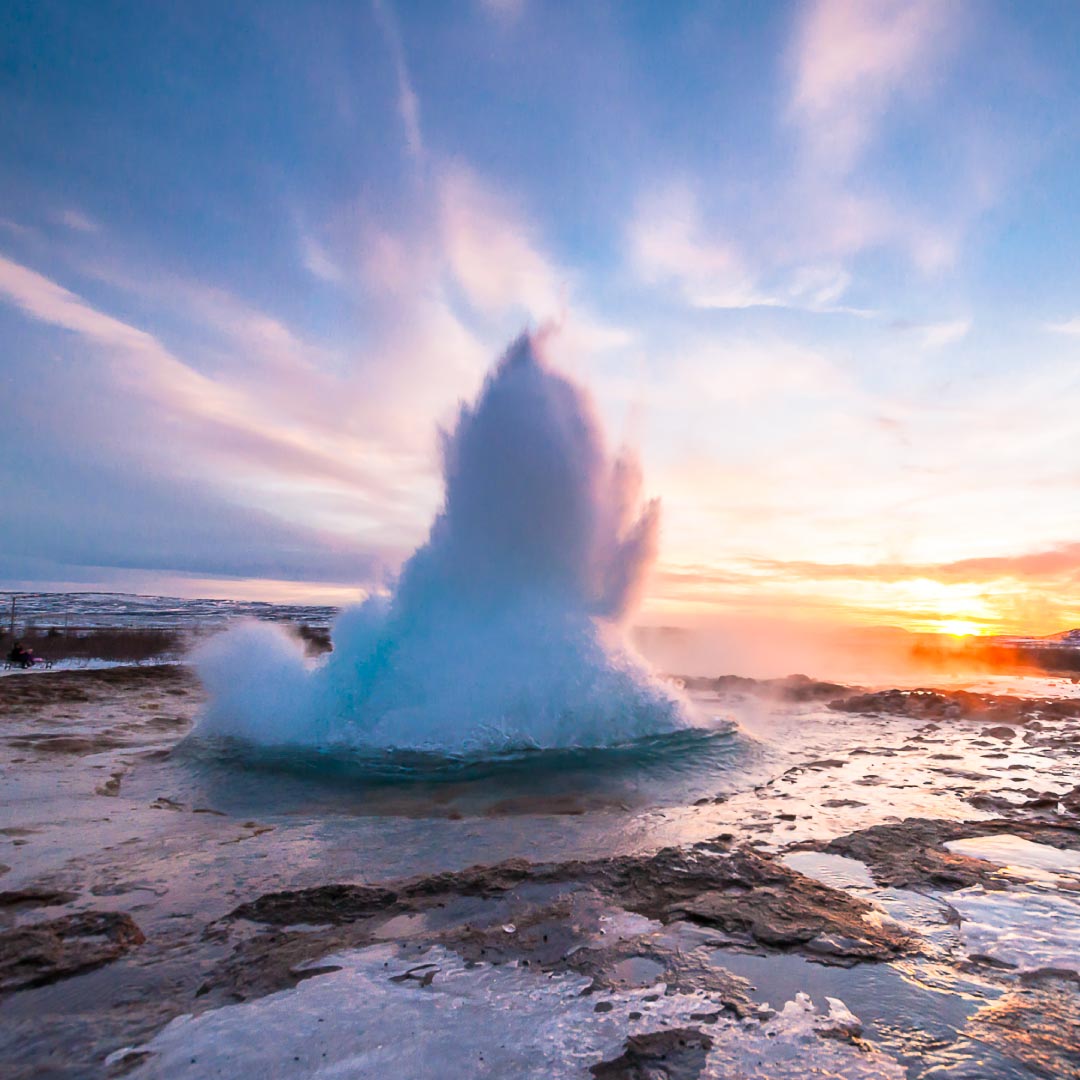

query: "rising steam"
(195, 333), (693, 753)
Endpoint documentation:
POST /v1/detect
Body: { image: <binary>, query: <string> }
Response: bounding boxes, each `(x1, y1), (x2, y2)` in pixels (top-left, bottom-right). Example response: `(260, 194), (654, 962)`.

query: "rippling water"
(172, 721), (767, 821)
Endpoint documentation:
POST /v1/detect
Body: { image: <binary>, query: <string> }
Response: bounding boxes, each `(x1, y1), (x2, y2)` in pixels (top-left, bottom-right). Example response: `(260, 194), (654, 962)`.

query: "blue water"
(172, 724), (766, 820)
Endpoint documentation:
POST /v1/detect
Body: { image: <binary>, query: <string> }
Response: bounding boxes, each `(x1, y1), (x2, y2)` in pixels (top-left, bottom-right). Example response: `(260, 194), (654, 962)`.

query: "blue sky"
(2, 0), (1080, 633)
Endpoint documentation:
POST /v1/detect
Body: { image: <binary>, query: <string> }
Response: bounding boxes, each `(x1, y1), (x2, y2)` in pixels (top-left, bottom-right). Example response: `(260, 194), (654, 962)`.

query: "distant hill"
(993, 628), (1080, 649)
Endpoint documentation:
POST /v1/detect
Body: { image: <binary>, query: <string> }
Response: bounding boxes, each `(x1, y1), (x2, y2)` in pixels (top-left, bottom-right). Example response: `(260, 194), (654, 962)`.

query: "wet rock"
(197, 926), (372, 1003)
(230, 883), (400, 926)
(968, 793), (1019, 813)
(815, 816), (1080, 890)
(96, 770), (125, 796)
(1061, 786), (1080, 815)
(686, 674), (855, 703)
(932, 767), (992, 781)
(569, 943), (754, 1014)
(210, 842), (916, 1007)
(964, 971), (1080, 1079)
(589, 1027), (714, 1080)
(0, 912), (145, 993)
(545, 845), (912, 961)
(830, 687), (1080, 728)
(4, 732), (129, 755)
(1022, 792), (1064, 810)
(0, 889), (78, 912)
(249, 845), (910, 959)
(982, 726), (1016, 740)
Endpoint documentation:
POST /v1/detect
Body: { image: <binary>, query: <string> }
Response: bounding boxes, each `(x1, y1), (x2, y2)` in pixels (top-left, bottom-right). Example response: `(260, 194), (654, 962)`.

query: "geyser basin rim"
(195, 334), (694, 753)
(179, 721), (743, 784)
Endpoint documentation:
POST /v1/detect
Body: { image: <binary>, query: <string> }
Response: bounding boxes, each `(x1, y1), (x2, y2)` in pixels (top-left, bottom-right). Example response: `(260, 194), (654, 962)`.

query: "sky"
(2, 0), (1080, 637)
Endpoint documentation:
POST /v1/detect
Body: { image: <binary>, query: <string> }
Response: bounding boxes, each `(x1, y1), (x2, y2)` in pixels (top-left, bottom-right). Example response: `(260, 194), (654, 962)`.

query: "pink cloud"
(0, 254), (440, 525)
(790, 0), (957, 173)
(628, 184), (765, 310)
(438, 164), (563, 316)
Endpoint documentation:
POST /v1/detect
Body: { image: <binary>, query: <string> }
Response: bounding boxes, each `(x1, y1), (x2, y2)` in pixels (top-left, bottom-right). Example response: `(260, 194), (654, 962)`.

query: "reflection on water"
(710, 949), (1036, 1080)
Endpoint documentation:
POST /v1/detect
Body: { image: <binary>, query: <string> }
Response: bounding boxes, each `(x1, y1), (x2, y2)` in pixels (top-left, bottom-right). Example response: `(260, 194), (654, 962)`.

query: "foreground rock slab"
(811, 816), (1080, 890)
(207, 839), (916, 1008)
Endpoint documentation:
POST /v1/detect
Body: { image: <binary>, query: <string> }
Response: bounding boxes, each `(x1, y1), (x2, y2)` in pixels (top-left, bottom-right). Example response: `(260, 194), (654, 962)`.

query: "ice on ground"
(119, 944), (905, 1079)
(950, 885), (1080, 973)
(0, 659), (177, 678)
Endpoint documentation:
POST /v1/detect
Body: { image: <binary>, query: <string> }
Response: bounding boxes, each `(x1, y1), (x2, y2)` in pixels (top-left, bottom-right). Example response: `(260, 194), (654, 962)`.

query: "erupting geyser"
(196, 333), (694, 753)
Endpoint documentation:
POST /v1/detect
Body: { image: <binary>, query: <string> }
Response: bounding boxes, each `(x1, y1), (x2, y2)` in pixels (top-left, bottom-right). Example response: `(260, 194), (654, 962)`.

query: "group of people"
(5, 641), (38, 669)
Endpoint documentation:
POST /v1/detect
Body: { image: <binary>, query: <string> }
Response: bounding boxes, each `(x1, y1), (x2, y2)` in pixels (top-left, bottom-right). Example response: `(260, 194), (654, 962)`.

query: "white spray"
(195, 333), (693, 753)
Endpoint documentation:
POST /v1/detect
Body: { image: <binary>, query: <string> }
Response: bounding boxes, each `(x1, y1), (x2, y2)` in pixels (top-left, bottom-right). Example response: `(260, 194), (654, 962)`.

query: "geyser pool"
(195, 333), (694, 754)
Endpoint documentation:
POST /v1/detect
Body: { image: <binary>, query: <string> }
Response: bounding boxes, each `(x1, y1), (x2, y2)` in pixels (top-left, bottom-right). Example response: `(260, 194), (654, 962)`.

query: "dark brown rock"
(830, 687), (1080, 728)
(225, 841), (914, 966)
(816, 816), (1080, 890)
(590, 1028), (714, 1080)
(230, 883), (399, 926)
(0, 889), (78, 911)
(0, 912), (145, 993)
(684, 674), (855, 703)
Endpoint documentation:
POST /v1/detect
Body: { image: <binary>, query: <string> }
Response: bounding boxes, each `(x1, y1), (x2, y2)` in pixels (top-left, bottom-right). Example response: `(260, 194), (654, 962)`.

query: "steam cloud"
(196, 333), (693, 753)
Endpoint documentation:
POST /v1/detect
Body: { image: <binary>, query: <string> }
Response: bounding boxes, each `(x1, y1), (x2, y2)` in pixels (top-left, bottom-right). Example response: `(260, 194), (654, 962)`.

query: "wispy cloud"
(299, 233), (344, 284)
(789, 0), (956, 175)
(627, 1), (975, 319)
(0, 253), (436, 515)
(55, 208), (101, 233)
(774, 0), (976, 277)
(1046, 317), (1080, 336)
(749, 541), (1080, 585)
(0, 218), (34, 238)
(439, 164), (633, 355)
(912, 317), (971, 349)
(478, 0), (524, 22)
(628, 184), (765, 310)
(438, 164), (563, 316)
(628, 184), (879, 315)
(372, 0), (424, 162)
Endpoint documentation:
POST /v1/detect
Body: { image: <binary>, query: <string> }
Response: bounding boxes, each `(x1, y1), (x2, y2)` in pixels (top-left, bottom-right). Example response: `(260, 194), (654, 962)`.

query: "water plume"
(196, 332), (693, 754)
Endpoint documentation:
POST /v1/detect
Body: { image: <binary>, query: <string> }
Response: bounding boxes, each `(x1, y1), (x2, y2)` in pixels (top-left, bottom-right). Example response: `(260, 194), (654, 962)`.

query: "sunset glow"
(1, 1), (1078, 645)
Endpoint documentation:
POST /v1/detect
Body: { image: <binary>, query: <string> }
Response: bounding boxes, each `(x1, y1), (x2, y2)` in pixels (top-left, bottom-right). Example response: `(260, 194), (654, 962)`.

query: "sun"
(938, 619), (982, 637)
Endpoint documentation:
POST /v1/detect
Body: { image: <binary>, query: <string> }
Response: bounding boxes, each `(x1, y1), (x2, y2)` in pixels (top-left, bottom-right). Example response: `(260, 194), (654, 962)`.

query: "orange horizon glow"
(14, 563), (1072, 643)
(646, 559), (1080, 640)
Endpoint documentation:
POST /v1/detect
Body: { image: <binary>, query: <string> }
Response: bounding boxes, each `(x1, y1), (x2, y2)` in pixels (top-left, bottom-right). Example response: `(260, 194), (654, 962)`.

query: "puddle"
(950, 885), (1080, 972)
(945, 834), (1080, 882)
(707, 948), (1035, 1079)
(782, 851), (876, 890)
(609, 955), (666, 987)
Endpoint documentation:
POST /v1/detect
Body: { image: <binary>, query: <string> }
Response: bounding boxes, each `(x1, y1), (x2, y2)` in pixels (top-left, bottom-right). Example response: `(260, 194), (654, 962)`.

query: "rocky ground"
(2, 665), (1080, 1077)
